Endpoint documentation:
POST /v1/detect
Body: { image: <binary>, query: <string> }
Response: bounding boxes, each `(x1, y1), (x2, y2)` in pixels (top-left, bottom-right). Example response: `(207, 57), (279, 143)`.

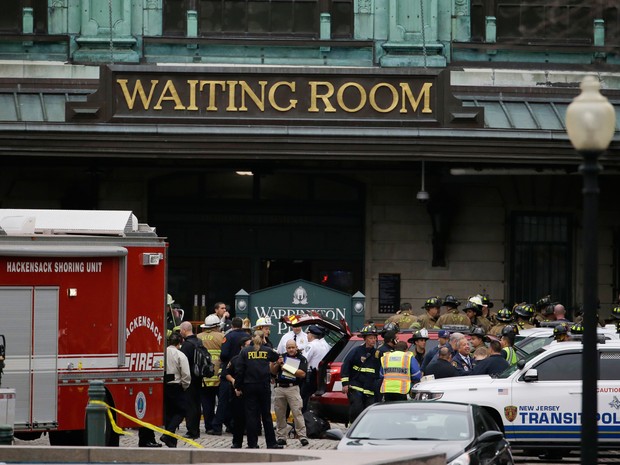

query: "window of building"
(470, 0), (618, 45)
(510, 213), (572, 308)
(0, 0), (47, 34)
(162, 0), (353, 38)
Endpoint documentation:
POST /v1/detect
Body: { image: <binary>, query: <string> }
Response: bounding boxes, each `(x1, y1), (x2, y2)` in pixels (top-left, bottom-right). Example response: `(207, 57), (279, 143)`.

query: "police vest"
(380, 351), (413, 394)
(502, 346), (518, 366)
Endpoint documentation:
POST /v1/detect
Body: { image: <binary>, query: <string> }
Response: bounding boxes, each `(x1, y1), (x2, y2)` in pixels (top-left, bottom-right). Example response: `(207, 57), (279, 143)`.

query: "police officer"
(379, 341), (421, 401)
(436, 295), (471, 327)
(225, 336), (252, 449)
(472, 340), (509, 377)
(234, 330), (283, 449)
(500, 325), (519, 365)
(489, 307), (514, 336)
(341, 324), (382, 423)
(417, 296), (442, 329)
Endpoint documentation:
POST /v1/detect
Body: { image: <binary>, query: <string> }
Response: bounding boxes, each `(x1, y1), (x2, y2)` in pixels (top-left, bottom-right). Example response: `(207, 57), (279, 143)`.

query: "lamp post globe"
(566, 75), (615, 465)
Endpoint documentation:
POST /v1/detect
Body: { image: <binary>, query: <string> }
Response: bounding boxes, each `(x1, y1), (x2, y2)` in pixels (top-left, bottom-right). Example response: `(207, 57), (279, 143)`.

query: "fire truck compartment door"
(0, 245), (127, 257)
(1, 287), (59, 429)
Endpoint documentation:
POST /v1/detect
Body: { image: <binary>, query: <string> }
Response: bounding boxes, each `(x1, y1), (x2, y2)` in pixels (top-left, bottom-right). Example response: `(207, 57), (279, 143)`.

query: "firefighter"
(553, 323), (570, 342)
(234, 330), (283, 449)
(513, 303), (536, 330)
(417, 296), (442, 329)
(470, 326), (488, 351)
(385, 302), (418, 328)
(436, 295), (471, 328)
(379, 341), (421, 401)
(463, 300), (492, 332)
(378, 322), (399, 356)
(341, 324), (382, 423)
(407, 329), (429, 366)
(489, 307), (514, 336)
(533, 295), (553, 325)
(198, 314), (225, 435)
(253, 317), (275, 348)
(480, 294), (497, 325)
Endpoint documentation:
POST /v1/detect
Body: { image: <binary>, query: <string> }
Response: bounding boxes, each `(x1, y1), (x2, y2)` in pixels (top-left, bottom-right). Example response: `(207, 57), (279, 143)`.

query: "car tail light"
(326, 366), (340, 385)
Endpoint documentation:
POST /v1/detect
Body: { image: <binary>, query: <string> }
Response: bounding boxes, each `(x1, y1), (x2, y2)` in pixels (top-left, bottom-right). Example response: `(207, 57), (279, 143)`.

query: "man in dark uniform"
(407, 329), (429, 366)
(472, 340), (509, 377)
(179, 321), (202, 440)
(424, 346), (458, 379)
(452, 337), (474, 375)
(420, 329), (450, 373)
(341, 324), (382, 423)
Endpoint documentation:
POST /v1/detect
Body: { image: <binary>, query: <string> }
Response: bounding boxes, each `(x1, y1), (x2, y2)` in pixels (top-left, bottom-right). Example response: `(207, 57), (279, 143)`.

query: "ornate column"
(73, 0), (139, 63)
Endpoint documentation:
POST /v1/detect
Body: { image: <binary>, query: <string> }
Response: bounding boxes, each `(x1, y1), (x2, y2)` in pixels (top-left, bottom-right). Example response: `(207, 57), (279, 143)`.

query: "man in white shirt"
(161, 333), (191, 447)
(277, 326), (309, 354)
(301, 325), (329, 411)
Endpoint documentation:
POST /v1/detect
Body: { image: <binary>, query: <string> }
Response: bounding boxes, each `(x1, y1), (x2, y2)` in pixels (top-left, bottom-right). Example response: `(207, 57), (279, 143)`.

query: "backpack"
(192, 340), (215, 379)
(303, 410), (330, 439)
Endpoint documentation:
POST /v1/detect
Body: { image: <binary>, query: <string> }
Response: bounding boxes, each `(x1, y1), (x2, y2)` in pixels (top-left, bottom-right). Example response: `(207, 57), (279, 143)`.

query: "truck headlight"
(413, 391), (444, 400)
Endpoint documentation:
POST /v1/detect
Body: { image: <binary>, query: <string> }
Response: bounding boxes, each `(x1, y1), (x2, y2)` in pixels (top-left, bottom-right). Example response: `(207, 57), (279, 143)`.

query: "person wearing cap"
(379, 341), (421, 401)
(472, 340), (509, 377)
(424, 346), (458, 379)
(407, 329), (429, 366)
(417, 297), (442, 329)
(253, 317), (275, 348)
(341, 324), (382, 423)
(301, 325), (329, 411)
(500, 325), (519, 366)
(436, 295), (471, 328)
(420, 329), (451, 373)
(197, 314), (225, 435)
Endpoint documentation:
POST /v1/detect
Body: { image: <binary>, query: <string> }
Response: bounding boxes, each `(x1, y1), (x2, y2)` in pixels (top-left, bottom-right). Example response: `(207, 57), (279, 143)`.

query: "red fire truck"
(0, 209), (167, 445)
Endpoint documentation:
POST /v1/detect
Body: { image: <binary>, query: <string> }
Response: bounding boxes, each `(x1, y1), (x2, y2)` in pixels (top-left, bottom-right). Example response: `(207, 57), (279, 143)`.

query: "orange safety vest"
(380, 351), (413, 394)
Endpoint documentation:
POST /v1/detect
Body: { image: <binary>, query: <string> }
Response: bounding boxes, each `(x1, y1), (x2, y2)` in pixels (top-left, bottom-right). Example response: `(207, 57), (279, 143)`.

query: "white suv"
(515, 324), (619, 357)
(412, 340), (620, 455)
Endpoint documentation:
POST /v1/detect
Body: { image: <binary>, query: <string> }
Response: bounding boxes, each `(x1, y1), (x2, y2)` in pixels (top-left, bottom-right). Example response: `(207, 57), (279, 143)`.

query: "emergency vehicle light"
(142, 253), (163, 266)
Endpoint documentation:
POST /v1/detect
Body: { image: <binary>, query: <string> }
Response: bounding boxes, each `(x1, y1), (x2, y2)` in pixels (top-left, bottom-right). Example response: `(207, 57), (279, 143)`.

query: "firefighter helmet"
(501, 324), (519, 338)
(407, 329), (429, 343)
(462, 301), (482, 315)
(553, 324), (569, 338)
(201, 314), (220, 329)
(470, 326), (487, 338)
(167, 294), (175, 306)
(443, 295), (461, 308)
(535, 295), (552, 311)
(481, 294), (494, 308)
(422, 296), (443, 309)
(514, 303), (534, 319)
(612, 306), (620, 320)
(496, 307), (514, 323)
(570, 323), (585, 335)
(360, 324), (378, 336)
(381, 321), (400, 335)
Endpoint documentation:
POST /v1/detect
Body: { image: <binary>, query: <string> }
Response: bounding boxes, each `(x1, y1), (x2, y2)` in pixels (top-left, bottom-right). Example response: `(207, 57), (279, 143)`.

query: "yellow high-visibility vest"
(380, 351), (413, 394)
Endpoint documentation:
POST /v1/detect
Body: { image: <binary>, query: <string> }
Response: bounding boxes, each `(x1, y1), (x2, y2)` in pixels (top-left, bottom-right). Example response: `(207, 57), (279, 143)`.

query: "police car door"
(507, 347), (582, 446)
(597, 346), (620, 445)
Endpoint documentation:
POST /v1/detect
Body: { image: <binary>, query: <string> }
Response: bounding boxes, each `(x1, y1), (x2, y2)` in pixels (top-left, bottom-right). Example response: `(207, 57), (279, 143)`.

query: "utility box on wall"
(235, 279), (365, 348)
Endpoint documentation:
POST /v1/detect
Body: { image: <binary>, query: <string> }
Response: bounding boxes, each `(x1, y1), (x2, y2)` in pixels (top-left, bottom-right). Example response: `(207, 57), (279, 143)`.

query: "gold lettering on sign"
(200, 81), (226, 111)
(269, 81), (297, 112)
(369, 83), (399, 113)
(239, 81), (267, 112)
(337, 82), (366, 113)
(117, 79), (159, 110)
(308, 82), (336, 113)
(187, 80), (199, 111)
(226, 81), (238, 111)
(154, 80), (186, 110)
(400, 82), (433, 114)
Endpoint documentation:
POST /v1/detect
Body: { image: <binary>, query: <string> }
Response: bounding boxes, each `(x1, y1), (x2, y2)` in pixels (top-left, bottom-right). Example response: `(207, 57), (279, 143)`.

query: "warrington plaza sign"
(67, 65), (482, 127)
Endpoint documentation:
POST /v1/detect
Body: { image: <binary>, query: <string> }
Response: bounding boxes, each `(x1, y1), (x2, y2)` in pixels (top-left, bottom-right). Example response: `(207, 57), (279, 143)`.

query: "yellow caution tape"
(89, 400), (203, 448)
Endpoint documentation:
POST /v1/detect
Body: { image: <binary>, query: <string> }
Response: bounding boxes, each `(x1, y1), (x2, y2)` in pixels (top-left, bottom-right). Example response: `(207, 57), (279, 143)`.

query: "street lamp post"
(566, 75), (616, 465)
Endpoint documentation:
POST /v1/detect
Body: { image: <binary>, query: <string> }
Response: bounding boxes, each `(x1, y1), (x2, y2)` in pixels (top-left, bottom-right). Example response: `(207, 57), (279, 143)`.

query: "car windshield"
(496, 346), (547, 378)
(515, 334), (553, 356)
(348, 408), (471, 441)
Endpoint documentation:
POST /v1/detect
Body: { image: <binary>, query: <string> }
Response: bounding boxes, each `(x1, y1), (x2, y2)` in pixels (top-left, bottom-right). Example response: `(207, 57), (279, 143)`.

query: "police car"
(515, 323), (619, 357)
(411, 340), (620, 456)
